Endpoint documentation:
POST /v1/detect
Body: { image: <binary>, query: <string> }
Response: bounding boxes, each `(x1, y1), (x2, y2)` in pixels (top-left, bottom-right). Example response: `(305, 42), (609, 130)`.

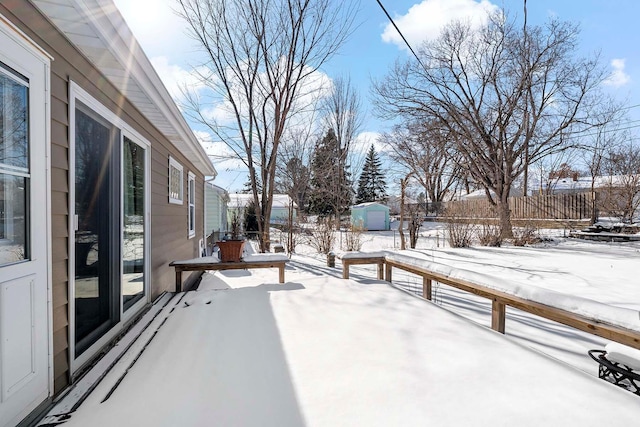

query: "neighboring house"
(351, 202), (390, 231)
(385, 195), (417, 215)
(456, 187), (524, 200)
(205, 181), (229, 238)
(227, 193), (298, 225)
(530, 174), (639, 195)
(530, 174), (640, 221)
(0, 2), (216, 426)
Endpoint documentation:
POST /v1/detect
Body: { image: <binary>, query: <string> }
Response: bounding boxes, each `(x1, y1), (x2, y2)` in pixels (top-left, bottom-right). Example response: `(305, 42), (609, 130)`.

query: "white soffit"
(33, 0), (216, 177)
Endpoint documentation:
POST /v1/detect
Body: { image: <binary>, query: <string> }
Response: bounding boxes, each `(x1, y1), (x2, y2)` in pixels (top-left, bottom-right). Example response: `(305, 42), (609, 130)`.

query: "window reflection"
(74, 102), (119, 355)
(0, 64), (29, 266)
(123, 137), (145, 311)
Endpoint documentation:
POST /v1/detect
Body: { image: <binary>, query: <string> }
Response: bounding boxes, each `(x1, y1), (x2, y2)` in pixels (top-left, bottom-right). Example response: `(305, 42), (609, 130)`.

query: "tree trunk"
(497, 199), (513, 239)
(399, 177), (409, 250)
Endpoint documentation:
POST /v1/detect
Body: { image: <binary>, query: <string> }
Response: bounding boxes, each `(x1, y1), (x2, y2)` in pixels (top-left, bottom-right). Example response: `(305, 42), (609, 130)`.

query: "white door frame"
(68, 82), (151, 375)
(0, 13), (52, 427)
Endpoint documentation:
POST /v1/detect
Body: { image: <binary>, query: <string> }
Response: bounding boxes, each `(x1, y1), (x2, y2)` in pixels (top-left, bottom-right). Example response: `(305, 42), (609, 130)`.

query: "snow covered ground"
(56, 224), (640, 426)
(62, 259), (640, 426)
(291, 222), (640, 374)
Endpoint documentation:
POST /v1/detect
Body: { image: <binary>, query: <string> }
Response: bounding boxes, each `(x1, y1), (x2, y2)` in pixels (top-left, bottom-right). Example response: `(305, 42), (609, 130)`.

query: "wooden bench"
(337, 252), (386, 280)
(169, 254), (290, 292)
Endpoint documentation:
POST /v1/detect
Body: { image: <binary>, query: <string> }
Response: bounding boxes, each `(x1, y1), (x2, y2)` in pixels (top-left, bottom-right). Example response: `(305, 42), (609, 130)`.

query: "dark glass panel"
(123, 137), (145, 311)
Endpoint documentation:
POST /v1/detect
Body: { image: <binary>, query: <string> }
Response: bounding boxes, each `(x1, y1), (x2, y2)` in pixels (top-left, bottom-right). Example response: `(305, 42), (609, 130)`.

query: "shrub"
(477, 223), (502, 247)
(444, 205), (475, 248)
(343, 224), (364, 251)
(513, 225), (541, 246)
(307, 217), (335, 254)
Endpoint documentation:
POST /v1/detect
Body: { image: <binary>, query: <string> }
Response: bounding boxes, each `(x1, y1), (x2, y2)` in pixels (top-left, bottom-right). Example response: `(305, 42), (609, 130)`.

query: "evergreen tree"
(308, 128), (352, 215)
(356, 145), (387, 203)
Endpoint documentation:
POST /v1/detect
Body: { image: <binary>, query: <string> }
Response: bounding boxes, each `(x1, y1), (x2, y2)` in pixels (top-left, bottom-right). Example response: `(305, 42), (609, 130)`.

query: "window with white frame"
(188, 172), (195, 237)
(169, 156), (183, 204)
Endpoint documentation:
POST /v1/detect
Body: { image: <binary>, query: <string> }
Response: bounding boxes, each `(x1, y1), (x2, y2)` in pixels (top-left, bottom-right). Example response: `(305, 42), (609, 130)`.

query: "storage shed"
(351, 202), (390, 231)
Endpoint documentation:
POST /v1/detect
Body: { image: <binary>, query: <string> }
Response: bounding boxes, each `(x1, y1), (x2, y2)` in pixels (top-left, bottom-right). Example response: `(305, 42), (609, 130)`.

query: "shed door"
(366, 211), (386, 231)
(0, 25), (50, 427)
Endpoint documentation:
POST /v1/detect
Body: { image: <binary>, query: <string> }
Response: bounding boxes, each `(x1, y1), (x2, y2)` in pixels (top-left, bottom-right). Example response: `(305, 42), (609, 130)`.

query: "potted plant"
(217, 211), (245, 262)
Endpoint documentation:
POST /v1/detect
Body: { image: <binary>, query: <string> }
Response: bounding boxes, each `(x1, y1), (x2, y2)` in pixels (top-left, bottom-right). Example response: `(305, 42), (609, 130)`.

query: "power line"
(375, 0), (427, 70)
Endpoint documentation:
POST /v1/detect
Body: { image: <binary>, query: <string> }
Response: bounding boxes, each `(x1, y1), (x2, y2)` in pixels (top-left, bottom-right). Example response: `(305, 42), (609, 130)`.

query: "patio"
(42, 262), (640, 426)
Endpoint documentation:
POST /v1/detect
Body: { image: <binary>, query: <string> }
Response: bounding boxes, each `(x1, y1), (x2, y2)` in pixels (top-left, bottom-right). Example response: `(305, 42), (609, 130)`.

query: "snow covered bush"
(307, 218), (335, 254)
(343, 224), (364, 251)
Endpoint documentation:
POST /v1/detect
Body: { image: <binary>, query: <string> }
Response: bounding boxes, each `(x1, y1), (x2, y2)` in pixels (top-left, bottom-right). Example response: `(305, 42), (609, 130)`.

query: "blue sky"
(114, 0), (640, 192)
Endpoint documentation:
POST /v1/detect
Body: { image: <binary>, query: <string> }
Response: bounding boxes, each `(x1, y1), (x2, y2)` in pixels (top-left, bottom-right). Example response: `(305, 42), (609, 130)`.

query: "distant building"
(530, 175), (639, 195)
(351, 202), (391, 231)
(227, 194), (298, 224)
(205, 182), (229, 236)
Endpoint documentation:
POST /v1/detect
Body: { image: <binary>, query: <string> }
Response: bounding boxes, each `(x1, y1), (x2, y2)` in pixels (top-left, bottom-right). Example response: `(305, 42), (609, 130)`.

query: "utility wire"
(375, 0), (427, 70)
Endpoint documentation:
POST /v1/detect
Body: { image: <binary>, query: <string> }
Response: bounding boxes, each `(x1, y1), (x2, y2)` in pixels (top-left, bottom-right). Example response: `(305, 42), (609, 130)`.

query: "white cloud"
(604, 58), (631, 88)
(353, 131), (385, 154)
(150, 56), (211, 101)
(348, 131), (384, 173)
(114, 0), (194, 59)
(381, 0), (499, 49)
(193, 130), (246, 172)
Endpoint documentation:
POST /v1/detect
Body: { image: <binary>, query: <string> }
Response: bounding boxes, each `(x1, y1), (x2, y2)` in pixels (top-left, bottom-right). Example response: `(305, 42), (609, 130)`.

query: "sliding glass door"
(72, 93), (148, 363)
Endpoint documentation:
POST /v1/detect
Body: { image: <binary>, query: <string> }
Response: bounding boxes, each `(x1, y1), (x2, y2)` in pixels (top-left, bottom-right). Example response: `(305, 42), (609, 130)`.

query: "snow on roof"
(228, 193), (297, 209)
(352, 201), (389, 209)
(60, 271), (640, 426)
(459, 189), (492, 200)
(531, 174), (640, 192)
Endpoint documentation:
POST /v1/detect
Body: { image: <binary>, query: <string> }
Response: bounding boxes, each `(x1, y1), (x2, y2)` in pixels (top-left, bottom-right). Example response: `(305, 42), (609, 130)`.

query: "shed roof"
(351, 202), (390, 210)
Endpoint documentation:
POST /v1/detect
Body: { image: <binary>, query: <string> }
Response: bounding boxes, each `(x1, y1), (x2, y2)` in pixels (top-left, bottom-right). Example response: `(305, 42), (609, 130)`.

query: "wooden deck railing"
(343, 253), (640, 350)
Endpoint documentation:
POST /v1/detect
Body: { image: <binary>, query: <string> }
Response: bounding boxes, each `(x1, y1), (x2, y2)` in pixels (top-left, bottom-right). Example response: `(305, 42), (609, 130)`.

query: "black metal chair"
(589, 349), (640, 396)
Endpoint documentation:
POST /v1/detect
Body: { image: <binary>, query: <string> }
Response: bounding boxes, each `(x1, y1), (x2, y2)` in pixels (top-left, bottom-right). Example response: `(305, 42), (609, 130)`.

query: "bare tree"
(276, 127), (314, 214)
(373, 12), (613, 238)
(579, 106), (627, 222)
(306, 75), (364, 224)
(533, 149), (581, 196)
(600, 143), (640, 222)
(382, 120), (461, 214)
(322, 75), (364, 185)
(177, 0), (358, 251)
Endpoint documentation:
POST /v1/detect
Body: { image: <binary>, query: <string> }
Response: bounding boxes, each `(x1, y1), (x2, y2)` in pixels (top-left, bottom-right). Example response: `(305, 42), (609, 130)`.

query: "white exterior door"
(366, 211), (386, 231)
(0, 20), (51, 427)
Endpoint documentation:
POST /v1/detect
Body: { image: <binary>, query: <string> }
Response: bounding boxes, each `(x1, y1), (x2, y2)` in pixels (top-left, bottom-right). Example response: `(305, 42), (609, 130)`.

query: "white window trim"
(68, 81), (151, 374)
(188, 172), (196, 238)
(169, 156), (183, 205)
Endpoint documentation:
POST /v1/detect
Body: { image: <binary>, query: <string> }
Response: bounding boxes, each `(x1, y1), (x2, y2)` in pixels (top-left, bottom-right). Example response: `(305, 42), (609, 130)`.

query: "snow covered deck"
(55, 269), (640, 426)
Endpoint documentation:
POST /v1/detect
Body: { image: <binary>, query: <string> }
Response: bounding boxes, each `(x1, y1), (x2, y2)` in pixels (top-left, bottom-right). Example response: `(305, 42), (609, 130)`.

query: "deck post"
(377, 262), (384, 280)
(279, 265), (285, 284)
(385, 263), (392, 282)
(175, 269), (183, 293)
(343, 263), (350, 279)
(423, 278), (432, 301)
(492, 299), (506, 333)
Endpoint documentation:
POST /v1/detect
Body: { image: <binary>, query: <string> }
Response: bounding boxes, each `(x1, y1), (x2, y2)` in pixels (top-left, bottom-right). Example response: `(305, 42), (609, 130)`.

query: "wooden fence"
(443, 192), (594, 220)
